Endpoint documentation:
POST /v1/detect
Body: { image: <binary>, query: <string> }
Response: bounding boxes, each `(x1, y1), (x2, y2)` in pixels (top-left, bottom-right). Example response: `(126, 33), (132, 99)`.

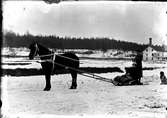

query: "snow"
(1, 47), (167, 118)
(2, 61), (42, 69)
(2, 47), (29, 56)
(1, 73), (167, 118)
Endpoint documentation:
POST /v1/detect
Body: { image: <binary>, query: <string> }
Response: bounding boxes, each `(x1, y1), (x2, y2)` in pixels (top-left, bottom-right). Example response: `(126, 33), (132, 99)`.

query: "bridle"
(32, 43), (39, 59)
(32, 43), (55, 74)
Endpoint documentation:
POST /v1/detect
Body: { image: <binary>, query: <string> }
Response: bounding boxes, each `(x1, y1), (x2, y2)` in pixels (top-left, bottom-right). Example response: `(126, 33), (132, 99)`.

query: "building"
(143, 38), (166, 61)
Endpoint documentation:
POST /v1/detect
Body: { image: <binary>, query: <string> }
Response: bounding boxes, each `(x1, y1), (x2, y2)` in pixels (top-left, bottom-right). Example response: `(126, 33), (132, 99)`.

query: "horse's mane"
(37, 43), (51, 54)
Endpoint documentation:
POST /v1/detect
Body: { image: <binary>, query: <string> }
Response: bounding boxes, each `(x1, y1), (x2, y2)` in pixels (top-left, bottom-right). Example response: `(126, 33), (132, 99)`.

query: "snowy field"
(1, 48), (167, 118)
(2, 73), (167, 118)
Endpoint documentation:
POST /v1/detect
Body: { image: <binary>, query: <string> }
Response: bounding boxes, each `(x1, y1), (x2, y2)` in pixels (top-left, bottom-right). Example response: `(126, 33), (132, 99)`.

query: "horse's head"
(29, 43), (39, 60)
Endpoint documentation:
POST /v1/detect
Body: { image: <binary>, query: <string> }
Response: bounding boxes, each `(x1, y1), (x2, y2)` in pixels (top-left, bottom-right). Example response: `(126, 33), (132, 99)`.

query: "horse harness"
(51, 52), (56, 74)
(34, 44), (56, 74)
(33, 44), (116, 85)
(33, 44), (39, 58)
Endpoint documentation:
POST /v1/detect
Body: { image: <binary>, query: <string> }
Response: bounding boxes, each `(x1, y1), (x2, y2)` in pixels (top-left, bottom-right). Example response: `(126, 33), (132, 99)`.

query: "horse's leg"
(70, 71), (77, 89)
(44, 74), (51, 91)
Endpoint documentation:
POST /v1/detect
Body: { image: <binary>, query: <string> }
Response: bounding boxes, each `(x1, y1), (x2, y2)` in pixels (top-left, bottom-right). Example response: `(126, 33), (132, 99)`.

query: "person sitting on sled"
(160, 71), (167, 85)
(113, 50), (143, 86)
(132, 50), (143, 85)
(113, 72), (134, 86)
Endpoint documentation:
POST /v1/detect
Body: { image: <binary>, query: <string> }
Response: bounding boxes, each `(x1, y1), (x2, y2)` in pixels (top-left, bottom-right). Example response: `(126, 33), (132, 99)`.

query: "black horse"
(29, 43), (79, 91)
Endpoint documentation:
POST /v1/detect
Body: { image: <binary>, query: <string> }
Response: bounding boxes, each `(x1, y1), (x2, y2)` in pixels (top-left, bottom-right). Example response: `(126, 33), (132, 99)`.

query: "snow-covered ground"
(2, 47), (29, 56)
(1, 72), (167, 118)
(1, 47), (167, 118)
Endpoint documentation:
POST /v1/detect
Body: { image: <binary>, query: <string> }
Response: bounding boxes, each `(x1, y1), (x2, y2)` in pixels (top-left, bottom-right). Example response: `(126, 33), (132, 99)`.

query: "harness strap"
(51, 53), (56, 74)
(35, 53), (79, 62)
(33, 44), (39, 58)
(53, 61), (115, 84)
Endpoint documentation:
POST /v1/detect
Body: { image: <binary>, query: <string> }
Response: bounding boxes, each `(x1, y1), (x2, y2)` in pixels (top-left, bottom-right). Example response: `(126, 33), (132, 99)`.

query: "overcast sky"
(3, 1), (167, 45)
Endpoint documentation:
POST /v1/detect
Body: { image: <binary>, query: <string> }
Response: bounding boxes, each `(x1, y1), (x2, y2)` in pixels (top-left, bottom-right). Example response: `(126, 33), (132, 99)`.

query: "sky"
(3, 1), (167, 45)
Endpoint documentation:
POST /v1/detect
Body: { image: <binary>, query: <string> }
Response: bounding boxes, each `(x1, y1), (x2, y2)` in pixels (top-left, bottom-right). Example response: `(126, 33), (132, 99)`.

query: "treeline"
(3, 31), (163, 52)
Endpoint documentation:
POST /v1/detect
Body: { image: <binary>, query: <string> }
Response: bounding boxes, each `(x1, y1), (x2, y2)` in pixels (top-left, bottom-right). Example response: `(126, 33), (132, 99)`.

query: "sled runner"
(113, 67), (143, 86)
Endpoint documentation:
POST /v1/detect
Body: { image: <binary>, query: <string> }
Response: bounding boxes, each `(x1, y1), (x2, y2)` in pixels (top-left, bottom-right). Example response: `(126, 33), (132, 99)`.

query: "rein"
(30, 44), (115, 85)
(35, 53), (55, 58)
(35, 52), (79, 62)
(34, 55), (115, 84)
(32, 44), (113, 67)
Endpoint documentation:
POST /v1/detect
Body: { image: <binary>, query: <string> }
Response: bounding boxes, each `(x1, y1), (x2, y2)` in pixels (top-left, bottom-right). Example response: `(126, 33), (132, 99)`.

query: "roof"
(143, 45), (166, 52)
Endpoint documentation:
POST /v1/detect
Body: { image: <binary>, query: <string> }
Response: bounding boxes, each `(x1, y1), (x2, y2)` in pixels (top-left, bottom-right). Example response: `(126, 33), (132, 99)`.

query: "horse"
(28, 42), (80, 91)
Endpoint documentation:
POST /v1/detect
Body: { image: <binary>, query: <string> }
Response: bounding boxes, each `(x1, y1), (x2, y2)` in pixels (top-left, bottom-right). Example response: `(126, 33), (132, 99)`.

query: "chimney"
(149, 38), (152, 46)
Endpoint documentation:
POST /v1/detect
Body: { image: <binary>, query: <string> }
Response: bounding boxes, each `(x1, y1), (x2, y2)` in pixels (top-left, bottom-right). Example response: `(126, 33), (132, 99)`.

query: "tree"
(43, 0), (79, 4)
(43, 0), (61, 4)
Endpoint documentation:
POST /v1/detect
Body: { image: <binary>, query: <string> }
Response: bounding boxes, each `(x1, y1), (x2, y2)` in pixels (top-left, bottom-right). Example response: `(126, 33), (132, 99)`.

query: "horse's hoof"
(43, 88), (51, 91)
(69, 86), (77, 89)
(112, 81), (119, 86)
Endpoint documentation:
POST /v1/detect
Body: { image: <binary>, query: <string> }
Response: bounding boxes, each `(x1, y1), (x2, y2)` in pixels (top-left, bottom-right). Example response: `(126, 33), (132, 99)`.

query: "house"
(143, 38), (166, 61)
